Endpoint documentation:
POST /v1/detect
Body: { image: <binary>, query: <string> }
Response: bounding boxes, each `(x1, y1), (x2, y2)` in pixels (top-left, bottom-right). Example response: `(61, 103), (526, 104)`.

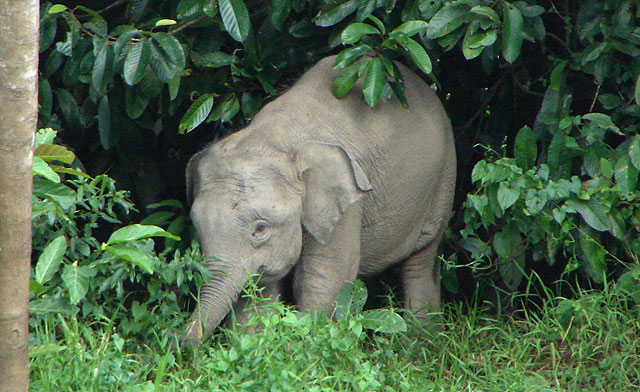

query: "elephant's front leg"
(293, 203), (362, 315)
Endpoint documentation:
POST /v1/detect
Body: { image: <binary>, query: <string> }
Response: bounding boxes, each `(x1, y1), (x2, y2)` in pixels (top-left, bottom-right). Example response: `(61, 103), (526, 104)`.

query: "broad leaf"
(271, 0), (292, 28)
(629, 135), (640, 171)
(103, 244), (155, 274)
(404, 38), (432, 74)
(179, 94), (214, 134)
(33, 156), (60, 183)
(334, 44), (371, 69)
(566, 200), (611, 232)
(470, 5), (499, 24)
(123, 37), (151, 86)
(62, 263), (96, 305)
(362, 57), (386, 107)
(219, 0), (251, 42)
(497, 181), (520, 211)
(313, 0), (359, 27)
(107, 224), (180, 244)
(635, 74), (640, 106)
(426, 3), (469, 39)
(514, 126), (537, 170)
(29, 298), (78, 316)
(361, 309), (407, 333)
(341, 23), (380, 44)
(35, 236), (67, 285)
(549, 60), (567, 91)
(155, 19), (176, 27)
(98, 96), (111, 150)
(334, 280), (367, 320)
(148, 32), (186, 82)
(578, 229), (606, 284)
(390, 20), (428, 37)
(332, 63), (361, 98)
(34, 144), (75, 164)
(502, 1), (523, 64)
(614, 155), (638, 194)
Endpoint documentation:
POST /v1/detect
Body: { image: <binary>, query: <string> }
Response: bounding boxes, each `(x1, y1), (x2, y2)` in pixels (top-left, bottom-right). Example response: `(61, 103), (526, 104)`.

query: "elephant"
(181, 55), (456, 346)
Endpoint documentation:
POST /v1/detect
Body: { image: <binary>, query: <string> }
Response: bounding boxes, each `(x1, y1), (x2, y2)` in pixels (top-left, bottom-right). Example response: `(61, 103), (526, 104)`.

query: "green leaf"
(49, 4), (68, 14)
(123, 38), (151, 86)
(98, 96), (111, 150)
(313, 0), (359, 27)
(334, 280), (367, 320)
(333, 63), (361, 98)
(566, 200), (611, 232)
(219, 0), (251, 42)
(155, 19), (177, 27)
(29, 298), (78, 316)
(62, 263), (96, 305)
(497, 181), (520, 211)
(494, 228), (524, 290)
(579, 229), (606, 284)
(501, 1), (523, 64)
(34, 144), (75, 164)
(390, 20), (428, 37)
(461, 26), (486, 59)
(362, 57), (386, 107)
(33, 157), (60, 183)
(366, 15), (385, 34)
(341, 23), (380, 44)
(635, 74), (640, 106)
(107, 224), (180, 245)
(91, 36), (113, 97)
(179, 94), (214, 134)
(168, 74), (181, 101)
(426, 3), (469, 39)
(361, 309), (407, 333)
(467, 29), (498, 49)
(271, 0), (292, 28)
(35, 128), (57, 146)
(582, 113), (620, 133)
(404, 38), (432, 74)
(35, 236), (67, 285)
(148, 32), (186, 82)
(334, 44), (371, 69)
(207, 95), (240, 123)
(599, 157), (613, 179)
(103, 244), (155, 274)
(549, 60), (567, 91)
(629, 135), (640, 171)
(470, 5), (500, 24)
(614, 155), (638, 194)
(514, 126), (537, 170)
(49, 165), (91, 179)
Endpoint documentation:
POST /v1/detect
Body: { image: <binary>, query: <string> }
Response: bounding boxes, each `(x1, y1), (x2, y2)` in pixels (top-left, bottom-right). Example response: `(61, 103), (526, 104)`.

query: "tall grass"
(30, 280), (640, 391)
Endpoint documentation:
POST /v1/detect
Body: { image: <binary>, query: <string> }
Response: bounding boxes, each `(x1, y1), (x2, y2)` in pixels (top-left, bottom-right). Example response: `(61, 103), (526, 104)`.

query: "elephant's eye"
(250, 220), (271, 246)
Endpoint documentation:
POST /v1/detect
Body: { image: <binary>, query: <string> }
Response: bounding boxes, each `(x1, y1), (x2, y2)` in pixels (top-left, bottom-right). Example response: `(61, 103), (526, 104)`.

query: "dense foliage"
(35, 0), (640, 319)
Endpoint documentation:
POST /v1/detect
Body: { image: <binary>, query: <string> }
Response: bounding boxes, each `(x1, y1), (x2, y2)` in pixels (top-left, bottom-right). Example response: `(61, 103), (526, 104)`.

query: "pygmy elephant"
(182, 55), (456, 346)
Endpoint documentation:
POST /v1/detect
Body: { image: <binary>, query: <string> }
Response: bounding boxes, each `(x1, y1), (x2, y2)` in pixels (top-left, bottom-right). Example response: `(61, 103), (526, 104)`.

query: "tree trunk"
(0, 2), (39, 391)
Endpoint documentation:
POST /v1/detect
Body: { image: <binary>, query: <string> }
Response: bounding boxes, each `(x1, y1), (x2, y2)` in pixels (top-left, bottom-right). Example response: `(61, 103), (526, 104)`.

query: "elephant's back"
(293, 57), (454, 269)
(252, 56), (455, 270)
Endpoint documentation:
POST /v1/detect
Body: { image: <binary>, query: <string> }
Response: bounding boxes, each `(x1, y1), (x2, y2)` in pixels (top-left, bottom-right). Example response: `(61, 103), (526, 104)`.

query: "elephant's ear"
(299, 143), (372, 244)
(185, 150), (205, 205)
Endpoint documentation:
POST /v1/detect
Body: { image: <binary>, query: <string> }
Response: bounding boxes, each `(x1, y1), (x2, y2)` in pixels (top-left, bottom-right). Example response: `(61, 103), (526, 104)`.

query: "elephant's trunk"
(182, 256), (253, 346)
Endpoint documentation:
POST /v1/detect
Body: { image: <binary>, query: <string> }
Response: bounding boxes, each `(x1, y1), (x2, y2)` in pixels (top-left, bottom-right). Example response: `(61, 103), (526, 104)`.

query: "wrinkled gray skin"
(183, 56), (456, 346)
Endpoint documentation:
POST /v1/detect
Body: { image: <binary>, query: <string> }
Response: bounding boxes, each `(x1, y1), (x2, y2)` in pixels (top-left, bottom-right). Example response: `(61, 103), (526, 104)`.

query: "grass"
(29, 282), (640, 392)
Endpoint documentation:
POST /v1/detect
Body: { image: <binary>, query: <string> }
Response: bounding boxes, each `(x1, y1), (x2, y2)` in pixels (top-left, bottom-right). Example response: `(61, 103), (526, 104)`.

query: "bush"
(30, 128), (207, 341)
(37, 0), (640, 300)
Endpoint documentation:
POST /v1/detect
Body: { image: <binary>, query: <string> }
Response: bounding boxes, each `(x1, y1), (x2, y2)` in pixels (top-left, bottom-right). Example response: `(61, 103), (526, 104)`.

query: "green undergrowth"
(30, 279), (640, 392)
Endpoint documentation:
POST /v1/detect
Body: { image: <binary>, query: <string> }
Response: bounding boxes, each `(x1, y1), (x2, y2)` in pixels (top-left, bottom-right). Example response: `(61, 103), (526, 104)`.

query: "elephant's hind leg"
(401, 235), (442, 322)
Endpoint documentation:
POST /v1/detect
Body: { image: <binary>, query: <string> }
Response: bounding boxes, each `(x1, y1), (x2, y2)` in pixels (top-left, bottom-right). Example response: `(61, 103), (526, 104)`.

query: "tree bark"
(0, 2), (39, 391)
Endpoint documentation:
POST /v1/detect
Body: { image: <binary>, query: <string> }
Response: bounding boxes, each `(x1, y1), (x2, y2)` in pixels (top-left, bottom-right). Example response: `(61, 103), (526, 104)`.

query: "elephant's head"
(182, 136), (372, 345)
